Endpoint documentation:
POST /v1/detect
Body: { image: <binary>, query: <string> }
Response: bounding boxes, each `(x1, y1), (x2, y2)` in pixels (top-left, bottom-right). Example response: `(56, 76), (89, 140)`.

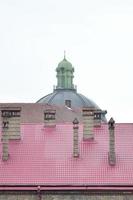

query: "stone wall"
(0, 191), (133, 200)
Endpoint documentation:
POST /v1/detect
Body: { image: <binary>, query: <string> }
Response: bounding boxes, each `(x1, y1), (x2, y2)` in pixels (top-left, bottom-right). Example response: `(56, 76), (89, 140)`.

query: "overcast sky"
(0, 0), (133, 122)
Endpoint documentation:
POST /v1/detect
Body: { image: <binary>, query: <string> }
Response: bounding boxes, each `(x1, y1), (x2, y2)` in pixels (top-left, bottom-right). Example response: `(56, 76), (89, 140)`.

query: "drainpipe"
(37, 186), (41, 200)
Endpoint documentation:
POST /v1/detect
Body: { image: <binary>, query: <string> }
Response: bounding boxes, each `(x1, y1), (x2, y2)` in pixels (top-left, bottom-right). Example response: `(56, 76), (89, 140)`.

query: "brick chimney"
(73, 118), (79, 157)
(82, 108), (94, 140)
(2, 120), (9, 161)
(44, 109), (56, 127)
(108, 118), (116, 166)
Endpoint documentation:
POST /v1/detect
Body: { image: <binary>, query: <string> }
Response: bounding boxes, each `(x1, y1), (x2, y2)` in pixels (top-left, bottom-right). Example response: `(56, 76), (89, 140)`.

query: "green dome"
(56, 58), (74, 72)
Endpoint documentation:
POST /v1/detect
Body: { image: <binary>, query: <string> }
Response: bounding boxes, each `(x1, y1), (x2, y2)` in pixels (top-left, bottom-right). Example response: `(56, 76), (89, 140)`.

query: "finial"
(64, 50), (66, 60)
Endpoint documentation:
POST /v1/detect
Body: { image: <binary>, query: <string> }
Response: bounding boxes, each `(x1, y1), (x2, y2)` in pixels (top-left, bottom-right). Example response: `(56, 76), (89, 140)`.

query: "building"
(37, 55), (106, 119)
(0, 56), (133, 200)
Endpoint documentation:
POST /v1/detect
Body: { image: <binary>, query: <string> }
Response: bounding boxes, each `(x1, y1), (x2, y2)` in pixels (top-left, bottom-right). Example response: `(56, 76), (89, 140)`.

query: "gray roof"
(37, 89), (100, 109)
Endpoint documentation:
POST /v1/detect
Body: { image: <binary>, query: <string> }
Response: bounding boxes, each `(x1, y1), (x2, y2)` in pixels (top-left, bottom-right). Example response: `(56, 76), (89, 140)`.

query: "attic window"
(44, 113), (55, 120)
(44, 110), (56, 121)
(65, 100), (71, 108)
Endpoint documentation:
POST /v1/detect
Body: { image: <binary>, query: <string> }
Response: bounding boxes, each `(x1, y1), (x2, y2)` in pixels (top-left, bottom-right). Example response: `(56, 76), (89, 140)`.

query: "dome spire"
(64, 50), (66, 60)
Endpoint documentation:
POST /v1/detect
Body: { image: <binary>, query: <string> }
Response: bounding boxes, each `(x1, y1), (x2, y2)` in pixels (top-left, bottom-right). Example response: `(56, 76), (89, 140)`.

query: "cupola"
(56, 53), (74, 90)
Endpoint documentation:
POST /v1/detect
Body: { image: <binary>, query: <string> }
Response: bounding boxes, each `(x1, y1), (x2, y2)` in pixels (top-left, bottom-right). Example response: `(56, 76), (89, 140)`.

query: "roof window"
(65, 100), (71, 108)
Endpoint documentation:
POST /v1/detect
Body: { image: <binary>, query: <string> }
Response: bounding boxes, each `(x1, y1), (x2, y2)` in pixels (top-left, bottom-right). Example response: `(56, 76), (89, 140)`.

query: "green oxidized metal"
(56, 56), (74, 89)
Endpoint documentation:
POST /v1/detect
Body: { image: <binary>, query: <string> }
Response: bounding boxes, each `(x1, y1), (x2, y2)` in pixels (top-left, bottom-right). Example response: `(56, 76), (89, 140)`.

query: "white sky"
(0, 0), (133, 122)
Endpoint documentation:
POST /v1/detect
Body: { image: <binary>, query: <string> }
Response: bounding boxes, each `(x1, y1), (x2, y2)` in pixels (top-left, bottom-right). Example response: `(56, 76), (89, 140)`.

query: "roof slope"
(0, 123), (133, 186)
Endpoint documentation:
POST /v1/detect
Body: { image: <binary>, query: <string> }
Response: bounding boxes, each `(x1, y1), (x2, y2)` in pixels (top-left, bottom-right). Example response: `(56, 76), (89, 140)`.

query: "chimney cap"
(73, 118), (79, 125)
(108, 118), (115, 129)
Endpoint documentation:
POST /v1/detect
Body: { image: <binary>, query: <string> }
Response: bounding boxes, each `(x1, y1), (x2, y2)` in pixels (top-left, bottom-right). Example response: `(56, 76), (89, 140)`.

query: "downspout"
(37, 186), (41, 200)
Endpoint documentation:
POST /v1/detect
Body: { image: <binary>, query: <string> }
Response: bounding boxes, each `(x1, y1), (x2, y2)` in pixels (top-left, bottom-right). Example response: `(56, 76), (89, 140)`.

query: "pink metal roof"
(0, 123), (133, 186)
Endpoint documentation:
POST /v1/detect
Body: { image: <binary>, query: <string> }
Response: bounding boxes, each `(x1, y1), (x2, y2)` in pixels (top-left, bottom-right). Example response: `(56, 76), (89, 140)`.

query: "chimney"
(94, 111), (101, 127)
(44, 109), (56, 127)
(73, 118), (79, 157)
(2, 120), (9, 161)
(1, 107), (21, 160)
(1, 108), (21, 140)
(108, 118), (116, 166)
(94, 110), (107, 127)
(82, 108), (94, 140)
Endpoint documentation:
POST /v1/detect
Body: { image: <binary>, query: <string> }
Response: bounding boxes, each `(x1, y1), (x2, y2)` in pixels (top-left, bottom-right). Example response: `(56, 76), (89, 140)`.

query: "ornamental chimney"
(73, 118), (79, 157)
(108, 118), (116, 166)
(82, 108), (94, 140)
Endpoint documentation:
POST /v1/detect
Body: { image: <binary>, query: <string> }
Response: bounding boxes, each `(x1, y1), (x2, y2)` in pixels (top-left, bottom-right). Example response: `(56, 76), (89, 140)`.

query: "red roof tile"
(0, 123), (133, 186)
